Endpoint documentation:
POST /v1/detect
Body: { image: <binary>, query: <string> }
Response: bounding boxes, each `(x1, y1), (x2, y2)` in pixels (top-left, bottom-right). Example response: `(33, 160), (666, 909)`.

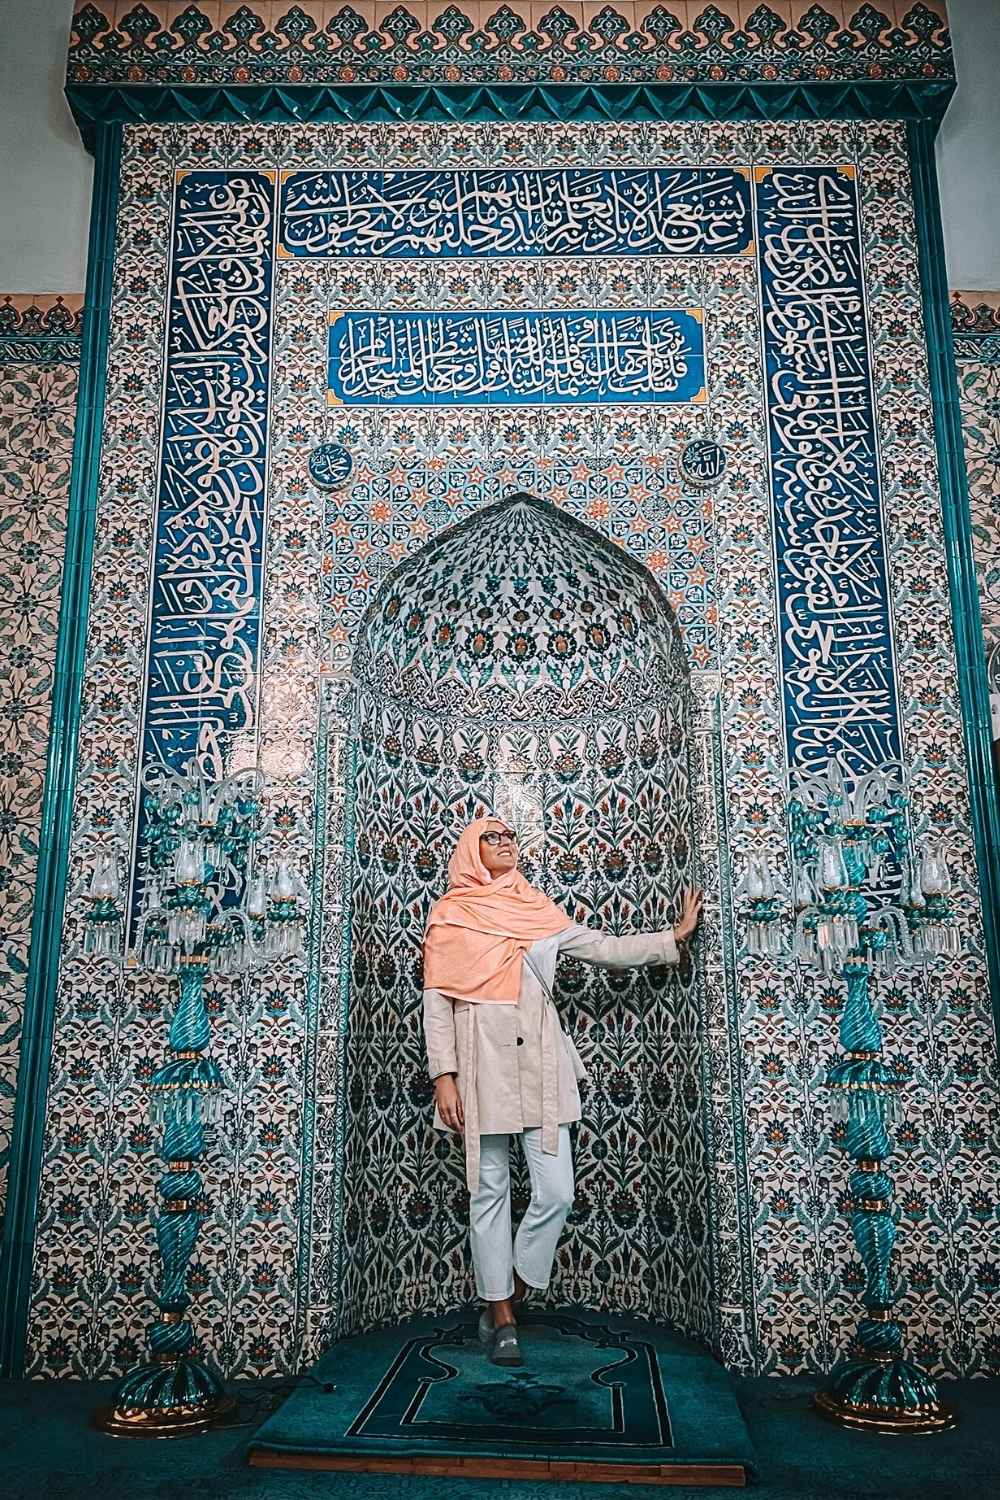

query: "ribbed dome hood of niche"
(353, 493), (688, 721)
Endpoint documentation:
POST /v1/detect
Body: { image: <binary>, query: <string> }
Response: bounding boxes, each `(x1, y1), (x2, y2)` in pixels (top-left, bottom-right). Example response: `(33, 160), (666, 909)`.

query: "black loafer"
(490, 1324), (523, 1366)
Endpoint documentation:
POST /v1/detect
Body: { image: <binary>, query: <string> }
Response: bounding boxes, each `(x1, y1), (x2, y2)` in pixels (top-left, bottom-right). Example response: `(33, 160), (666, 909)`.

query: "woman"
(422, 816), (702, 1367)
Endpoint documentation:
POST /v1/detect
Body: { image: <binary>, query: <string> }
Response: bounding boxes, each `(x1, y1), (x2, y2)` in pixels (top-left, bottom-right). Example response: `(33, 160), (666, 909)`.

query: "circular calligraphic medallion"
(679, 438), (727, 489)
(308, 442), (353, 491)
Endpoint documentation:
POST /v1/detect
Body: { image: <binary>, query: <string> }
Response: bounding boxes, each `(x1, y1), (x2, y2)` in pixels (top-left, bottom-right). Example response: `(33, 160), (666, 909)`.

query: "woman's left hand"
(673, 887), (703, 943)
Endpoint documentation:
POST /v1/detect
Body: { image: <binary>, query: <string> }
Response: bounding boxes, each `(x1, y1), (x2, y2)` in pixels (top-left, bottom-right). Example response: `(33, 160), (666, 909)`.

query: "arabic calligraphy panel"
(132, 168), (276, 931)
(279, 168), (754, 259)
(755, 164), (901, 775)
(679, 438), (727, 488)
(327, 309), (706, 406)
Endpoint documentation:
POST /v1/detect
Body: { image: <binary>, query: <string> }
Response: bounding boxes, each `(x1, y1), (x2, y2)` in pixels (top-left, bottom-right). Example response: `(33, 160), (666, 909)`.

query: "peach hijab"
(422, 817), (572, 1003)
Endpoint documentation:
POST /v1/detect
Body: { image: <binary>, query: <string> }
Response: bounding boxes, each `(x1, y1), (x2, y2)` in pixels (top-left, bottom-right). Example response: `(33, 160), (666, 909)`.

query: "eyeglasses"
(480, 830), (518, 847)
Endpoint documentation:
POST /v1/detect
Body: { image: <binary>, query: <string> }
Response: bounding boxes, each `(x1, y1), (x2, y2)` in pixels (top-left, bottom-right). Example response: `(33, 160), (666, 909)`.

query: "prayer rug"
(247, 1307), (756, 1485)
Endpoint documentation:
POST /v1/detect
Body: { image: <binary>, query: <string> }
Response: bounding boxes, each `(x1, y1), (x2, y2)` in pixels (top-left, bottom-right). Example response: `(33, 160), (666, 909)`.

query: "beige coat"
(423, 922), (679, 1192)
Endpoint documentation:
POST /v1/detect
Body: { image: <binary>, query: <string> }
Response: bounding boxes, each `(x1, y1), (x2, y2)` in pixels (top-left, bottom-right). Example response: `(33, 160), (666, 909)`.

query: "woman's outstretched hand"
(673, 887), (703, 943)
(435, 1074), (465, 1134)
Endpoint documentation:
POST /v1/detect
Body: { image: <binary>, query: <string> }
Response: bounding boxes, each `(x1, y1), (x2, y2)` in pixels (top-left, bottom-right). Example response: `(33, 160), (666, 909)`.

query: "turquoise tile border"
(0, 124), (122, 1379)
(64, 79), (956, 148)
(907, 118), (1000, 1048)
(0, 338), (82, 367)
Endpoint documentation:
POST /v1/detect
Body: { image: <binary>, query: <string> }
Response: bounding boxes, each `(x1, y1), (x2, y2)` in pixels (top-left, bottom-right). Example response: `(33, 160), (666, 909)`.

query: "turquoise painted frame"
(65, 79), (953, 144)
(6, 77), (998, 1381)
(0, 123), (122, 1378)
(908, 118), (1000, 1034)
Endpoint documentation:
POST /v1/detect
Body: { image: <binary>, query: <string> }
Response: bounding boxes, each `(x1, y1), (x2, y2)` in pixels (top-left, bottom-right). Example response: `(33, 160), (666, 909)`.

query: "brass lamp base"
(95, 1393), (237, 1439)
(814, 1389), (956, 1435)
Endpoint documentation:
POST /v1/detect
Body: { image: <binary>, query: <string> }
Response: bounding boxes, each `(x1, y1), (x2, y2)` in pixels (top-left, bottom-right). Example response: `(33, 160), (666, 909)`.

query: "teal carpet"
(247, 1308), (754, 1474)
(1, 1365), (998, 1498)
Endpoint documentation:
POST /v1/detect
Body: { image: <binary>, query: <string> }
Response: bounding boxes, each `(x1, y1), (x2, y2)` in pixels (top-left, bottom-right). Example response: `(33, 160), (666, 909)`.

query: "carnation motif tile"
(738, 0), (790, 28)
(0, 297), (80, 1231)
(951, 289), (1000, 705)
(65, 0), (956, 82)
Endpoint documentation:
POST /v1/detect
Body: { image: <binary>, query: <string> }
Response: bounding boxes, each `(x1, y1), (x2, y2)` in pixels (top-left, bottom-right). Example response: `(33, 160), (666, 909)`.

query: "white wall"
(0, 0), (91, 293)
(0, 0), (997, 295)
(937, 0), (1000, 291)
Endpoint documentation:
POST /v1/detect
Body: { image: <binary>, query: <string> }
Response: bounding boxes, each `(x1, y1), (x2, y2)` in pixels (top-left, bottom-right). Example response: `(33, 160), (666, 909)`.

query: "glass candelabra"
(83, 756), (306, 1438)
(743, 754), (957, 1434)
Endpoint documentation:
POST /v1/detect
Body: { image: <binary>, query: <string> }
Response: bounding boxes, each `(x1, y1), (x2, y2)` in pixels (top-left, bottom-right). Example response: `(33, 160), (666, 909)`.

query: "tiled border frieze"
(0, 295), (82, 1233)
(67, 3), (954, 88)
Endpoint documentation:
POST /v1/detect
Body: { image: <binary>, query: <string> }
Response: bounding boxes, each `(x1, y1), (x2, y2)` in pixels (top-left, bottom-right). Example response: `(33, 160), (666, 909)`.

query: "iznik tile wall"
(0, 295), (83, 1234)
(24, 119), (1000, 1386)
(338, 494), (710, 1346)
(952, 291), (1000, 715)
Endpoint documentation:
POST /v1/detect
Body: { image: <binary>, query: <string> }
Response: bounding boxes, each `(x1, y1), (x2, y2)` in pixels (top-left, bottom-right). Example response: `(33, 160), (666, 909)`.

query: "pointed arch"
(334, 493), (714, 1348)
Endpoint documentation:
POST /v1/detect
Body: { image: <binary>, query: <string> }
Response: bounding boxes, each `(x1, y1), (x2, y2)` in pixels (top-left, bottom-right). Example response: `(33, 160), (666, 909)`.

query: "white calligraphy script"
(281, 167), (752, 258)
(330, 310), (697, 404)
(148, 173), (274, 777)
(758, 167), (898, 774)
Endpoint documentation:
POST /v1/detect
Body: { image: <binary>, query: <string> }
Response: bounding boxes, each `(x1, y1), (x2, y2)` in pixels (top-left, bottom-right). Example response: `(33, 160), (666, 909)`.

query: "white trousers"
(469, 1125), (575, 1301)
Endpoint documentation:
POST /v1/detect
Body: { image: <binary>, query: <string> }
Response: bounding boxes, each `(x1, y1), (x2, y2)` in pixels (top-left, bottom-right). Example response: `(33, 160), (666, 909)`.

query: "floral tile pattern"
(66, 2), (954, 87)
(286, 207), (762, 1365)
(952, 290), (1000, 696)
(19, 120), (1000, 1391)
(0, 297), (81, 1233)
(337, 495), (710, 1345)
